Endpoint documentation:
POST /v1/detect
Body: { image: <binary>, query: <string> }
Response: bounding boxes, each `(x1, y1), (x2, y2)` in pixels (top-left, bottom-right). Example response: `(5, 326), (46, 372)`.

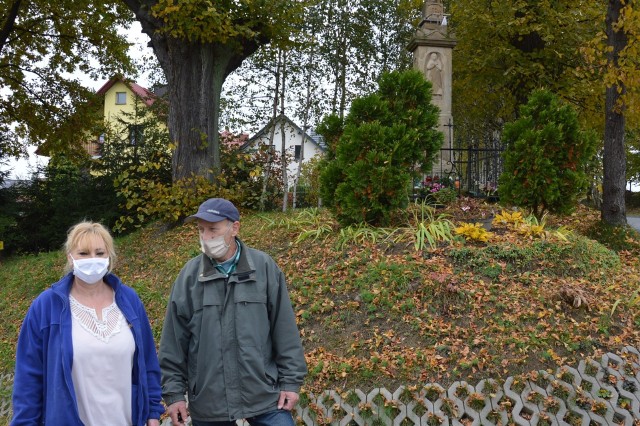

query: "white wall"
(247, 119), (324, 183)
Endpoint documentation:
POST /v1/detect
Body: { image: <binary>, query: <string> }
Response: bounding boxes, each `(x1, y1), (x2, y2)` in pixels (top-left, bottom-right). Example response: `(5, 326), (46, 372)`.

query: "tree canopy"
(220, 0), (422, 135)
(0, 0), (135, 162)
(121, 0), (306, 182)
(6, 0), (640, 228)
(450, 0), (605, 144)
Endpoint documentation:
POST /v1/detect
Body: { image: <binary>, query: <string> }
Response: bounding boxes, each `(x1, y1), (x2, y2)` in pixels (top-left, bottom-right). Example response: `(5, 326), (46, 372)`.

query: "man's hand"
(277, 390), (300, 411)
(167, 400), (190, 426)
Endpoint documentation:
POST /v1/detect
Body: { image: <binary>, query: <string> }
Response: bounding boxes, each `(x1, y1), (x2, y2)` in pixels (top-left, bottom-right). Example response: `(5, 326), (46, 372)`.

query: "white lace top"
(70, 295), (135, 426)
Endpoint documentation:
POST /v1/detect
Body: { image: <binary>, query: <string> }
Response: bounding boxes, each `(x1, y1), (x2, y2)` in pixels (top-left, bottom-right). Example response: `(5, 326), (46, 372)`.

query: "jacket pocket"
(234, 292), (269, 348)
(238, 345), (279, 406)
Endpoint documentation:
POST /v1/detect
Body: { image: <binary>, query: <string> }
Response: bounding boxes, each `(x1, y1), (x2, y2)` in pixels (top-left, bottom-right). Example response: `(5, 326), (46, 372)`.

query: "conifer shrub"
(318, 69), (443, 226)
(2, 155), (123, 253)
(499, 89), (597, 219)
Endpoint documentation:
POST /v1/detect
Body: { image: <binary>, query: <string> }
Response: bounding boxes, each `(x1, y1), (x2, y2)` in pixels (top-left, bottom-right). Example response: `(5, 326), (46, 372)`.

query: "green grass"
(1, 205), (640, 399)
(585, 220), (640, 252)
(449, 234), (621, 279)
(0, 252), (64, 372)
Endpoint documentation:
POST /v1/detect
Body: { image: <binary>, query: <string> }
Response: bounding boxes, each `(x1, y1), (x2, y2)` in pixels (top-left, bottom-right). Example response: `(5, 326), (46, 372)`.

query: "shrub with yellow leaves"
(492, 210), (524, 227)
(516, 213), (547, 239)
(454, 222), (493, 242)
(517, 223), (546, 238)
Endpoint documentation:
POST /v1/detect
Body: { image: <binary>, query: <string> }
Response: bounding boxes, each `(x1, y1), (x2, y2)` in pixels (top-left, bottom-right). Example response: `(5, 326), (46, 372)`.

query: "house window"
(115, 92), (127, 105)
(129, 125), (144, 146)
(294, 145), (301, 161)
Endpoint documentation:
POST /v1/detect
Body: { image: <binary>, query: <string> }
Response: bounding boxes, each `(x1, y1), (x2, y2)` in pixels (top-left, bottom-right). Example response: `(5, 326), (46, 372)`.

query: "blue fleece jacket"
(11, 272), (164, 426)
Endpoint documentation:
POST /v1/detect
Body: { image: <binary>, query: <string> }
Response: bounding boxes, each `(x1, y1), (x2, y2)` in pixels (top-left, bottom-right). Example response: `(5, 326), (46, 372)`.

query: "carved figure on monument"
(425, 52), (443, 97)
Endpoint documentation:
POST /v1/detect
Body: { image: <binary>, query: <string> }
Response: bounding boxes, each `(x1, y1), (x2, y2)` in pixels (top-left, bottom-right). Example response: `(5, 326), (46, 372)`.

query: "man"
(159, 198), (307, 426)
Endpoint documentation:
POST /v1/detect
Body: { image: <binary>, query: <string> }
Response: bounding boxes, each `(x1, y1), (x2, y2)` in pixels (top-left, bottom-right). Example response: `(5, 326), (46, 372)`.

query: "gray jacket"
(159, 239), (307, 422)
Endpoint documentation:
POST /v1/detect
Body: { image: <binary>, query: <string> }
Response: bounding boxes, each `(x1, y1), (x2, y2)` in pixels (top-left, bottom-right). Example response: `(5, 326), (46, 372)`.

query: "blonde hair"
(63, 222), (117, 273)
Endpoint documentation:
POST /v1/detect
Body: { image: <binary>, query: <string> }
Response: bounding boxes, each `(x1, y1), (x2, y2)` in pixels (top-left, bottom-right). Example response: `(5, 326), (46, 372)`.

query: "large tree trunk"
(164, 41), (229, 181)
(124, 1), (265, 183)
(602, 0), (627, 226)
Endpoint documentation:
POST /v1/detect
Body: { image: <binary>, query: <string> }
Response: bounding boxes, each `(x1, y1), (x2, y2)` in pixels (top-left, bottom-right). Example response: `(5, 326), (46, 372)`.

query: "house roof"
(96, 75), (156, 106)
(242, 114), (327, 151)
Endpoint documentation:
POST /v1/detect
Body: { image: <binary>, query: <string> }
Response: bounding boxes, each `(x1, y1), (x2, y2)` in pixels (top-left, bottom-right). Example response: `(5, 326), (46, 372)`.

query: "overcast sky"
(2, 22), (152, 180)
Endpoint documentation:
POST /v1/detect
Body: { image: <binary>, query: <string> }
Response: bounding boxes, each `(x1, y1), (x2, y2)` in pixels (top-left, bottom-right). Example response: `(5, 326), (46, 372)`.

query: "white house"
(240, 114), (327, 183)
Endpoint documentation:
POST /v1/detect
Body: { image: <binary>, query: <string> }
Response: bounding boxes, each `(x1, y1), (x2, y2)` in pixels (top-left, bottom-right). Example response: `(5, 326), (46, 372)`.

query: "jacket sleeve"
(158, 272), (191, 405)
(135, 296), (165, 420)
(11, 300), (45, 426)
(267, 265), (308, 393)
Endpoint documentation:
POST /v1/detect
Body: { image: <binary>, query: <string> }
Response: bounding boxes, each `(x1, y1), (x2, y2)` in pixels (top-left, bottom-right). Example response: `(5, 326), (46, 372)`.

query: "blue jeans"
(192, 409), (295, 426)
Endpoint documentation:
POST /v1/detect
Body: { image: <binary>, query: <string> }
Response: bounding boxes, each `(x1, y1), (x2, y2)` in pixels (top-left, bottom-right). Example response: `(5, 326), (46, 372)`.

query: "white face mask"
(200, 223), (233, 260)
(200, 235), (231, 260)
(71, 256), (110, 284)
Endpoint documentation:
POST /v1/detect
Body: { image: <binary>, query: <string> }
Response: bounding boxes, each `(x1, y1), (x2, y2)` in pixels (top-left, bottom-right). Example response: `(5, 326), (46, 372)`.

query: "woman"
(11, 221), (164, 426)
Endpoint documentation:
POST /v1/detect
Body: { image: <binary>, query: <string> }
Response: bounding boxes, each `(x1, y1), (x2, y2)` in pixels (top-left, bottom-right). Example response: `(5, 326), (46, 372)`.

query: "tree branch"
(0, 0), (23, 55)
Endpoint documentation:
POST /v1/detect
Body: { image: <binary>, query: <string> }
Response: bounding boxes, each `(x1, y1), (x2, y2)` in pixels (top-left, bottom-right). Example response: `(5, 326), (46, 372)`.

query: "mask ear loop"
(221, 222), (234, 248)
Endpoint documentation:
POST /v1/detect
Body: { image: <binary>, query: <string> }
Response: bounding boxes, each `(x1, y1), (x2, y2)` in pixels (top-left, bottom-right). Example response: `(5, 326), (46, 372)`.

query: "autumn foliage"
(1, 202), (639, 399)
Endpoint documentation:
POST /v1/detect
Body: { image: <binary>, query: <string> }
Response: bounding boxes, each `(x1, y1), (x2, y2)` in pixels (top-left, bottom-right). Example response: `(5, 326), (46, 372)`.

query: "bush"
(294, 156), (323, 208)
(1, 155), (123, 254)
(454, 222), (493, 242)
(499, 90), (597, 219)
(318, 69), (443, 226)
(94, 98), (172, 186)
(113, 131), (288, 231)
(0, 182), (25, 256)
(626, 190), (640, 210)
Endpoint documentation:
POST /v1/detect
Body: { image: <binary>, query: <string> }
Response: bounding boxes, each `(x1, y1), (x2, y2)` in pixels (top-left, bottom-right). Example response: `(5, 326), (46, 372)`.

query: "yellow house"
(84, 76), (165, 157)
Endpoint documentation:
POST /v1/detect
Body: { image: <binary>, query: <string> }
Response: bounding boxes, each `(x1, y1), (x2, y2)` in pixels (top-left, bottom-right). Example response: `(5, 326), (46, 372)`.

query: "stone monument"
(407, 0), (457, 177)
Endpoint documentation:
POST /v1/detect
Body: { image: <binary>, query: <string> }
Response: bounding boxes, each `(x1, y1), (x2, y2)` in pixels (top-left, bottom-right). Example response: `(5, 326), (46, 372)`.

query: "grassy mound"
(1, 204), (639, 400)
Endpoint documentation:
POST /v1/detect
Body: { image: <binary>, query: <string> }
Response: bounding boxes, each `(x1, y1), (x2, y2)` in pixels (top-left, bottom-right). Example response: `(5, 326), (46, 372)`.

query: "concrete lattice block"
(12, 349), (640, 425)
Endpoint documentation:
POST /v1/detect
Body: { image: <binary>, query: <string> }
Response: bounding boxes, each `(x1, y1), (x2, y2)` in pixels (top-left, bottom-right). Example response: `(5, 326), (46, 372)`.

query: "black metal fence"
(415, 138), (506, 200)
